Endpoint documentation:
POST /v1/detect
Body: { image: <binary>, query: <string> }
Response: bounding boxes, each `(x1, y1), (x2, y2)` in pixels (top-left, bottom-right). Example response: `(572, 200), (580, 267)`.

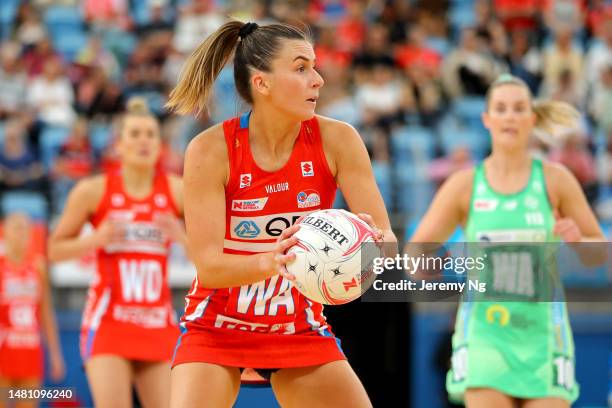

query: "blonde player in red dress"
(166, 21), (397, 407)
(48, 98), (186, 408)
(0, 212), (64, 408)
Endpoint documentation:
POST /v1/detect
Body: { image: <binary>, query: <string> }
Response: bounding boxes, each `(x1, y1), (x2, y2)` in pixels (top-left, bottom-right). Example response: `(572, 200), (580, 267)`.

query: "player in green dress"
(408, 75), (606, 407)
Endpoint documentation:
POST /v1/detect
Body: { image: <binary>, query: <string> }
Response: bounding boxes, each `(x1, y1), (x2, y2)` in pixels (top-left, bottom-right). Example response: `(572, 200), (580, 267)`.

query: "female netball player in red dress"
(48, 98), (186, 408)
(165, 21), (397, 407)
(0, 212), (64, 407)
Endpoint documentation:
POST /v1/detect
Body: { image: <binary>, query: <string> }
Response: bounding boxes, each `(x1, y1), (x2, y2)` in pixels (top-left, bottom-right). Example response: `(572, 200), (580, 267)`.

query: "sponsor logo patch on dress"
(232, 197), (268, 212)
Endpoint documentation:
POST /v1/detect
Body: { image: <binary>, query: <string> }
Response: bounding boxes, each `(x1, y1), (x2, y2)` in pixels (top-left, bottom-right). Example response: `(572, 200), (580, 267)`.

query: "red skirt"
(0, 345), (43, 380)
(172, 324), (345, 369)
(81, 320), (179, 362)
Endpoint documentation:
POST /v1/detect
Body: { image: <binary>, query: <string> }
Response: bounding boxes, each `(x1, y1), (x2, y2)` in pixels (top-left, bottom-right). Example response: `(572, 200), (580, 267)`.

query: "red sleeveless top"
(0, 256), (45, 379)
(174, 113), (346, 369)
(80, 170), (180, 361)
(0, 257), (42, 350)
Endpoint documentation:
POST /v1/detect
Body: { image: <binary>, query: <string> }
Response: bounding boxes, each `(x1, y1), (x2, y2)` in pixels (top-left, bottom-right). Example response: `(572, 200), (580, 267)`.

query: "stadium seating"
(0, 0), (19, 40)
(40, 125), (71, 170)
(372, 160), (392, 208)
(1, 191), (48, 220)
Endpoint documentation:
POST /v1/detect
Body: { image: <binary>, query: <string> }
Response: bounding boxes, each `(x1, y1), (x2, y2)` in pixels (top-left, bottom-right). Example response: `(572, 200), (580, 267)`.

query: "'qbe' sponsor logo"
(233, 221), (260, 238)
(230, 212), (310, 240)
(232, 197), (268, 212)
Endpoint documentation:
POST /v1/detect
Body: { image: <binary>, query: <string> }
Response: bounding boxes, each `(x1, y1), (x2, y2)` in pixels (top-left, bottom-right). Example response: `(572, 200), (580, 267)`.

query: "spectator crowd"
(0, 0), (611, 230)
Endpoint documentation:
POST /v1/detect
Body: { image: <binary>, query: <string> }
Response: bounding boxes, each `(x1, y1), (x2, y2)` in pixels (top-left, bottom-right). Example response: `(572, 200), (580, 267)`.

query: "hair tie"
(239, 22), (259, 40)
(495, 73), (517, 84)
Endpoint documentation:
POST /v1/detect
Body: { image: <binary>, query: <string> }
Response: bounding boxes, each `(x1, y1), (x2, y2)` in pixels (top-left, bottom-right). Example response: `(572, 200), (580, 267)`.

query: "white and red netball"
(286, 209), (382, 305)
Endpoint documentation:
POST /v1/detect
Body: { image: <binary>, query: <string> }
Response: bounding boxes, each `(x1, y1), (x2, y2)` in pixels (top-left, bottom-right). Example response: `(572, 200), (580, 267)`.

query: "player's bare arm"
(319, 116), (396, 246)
(184, 125), (297, 288)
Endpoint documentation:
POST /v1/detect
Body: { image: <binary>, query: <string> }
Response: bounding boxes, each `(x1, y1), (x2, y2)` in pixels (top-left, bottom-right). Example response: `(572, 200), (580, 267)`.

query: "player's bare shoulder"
(184, 123), (229, 185)
(542, 160), (575, 184)
(315, 114), (359, 146)
(541, 160), (580, 203)
(71, 174), (107, 214)
(443, 167), (476, 215)
(447, 167), (476, 189)
(315, 115), (363, 176)
(186, 123), (226, 161)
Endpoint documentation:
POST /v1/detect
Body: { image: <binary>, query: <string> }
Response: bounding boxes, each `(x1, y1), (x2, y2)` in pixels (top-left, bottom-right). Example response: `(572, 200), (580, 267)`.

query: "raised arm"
(48, 176), (120, 262)
(184, 126), (296, 288)
(409, 168), (473, 243)
(320, 117), (397, 249)
(545, 163), (606, 265)
(154, 175), (188, 250)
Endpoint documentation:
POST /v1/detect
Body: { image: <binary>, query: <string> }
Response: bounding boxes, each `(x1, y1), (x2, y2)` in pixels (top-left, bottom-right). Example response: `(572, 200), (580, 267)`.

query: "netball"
(286, 209), (382, 305)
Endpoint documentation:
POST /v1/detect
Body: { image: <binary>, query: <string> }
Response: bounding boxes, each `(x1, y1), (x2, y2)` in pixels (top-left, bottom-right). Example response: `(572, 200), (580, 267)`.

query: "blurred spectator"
(83, 0), (130, 31)
(442, 27), (505, 99)
(359, 126), (390, 163)
(162, 47), (186, 86)
(136, 2), (175, 38)
(546, 68), (584, 108)
(352, 24), (395, 74)
(587, 0), (612, 38)
(0, 120), (47, 198)
(493, 0), (538, 32)
(548, 131), (598, 204)
(76, 66), (124, 121)
(416, 7), (448, 42)
(543, 0), (585, 36)
(401, 63), (444, 128)
(597, 130), (612, 185)
(172, 0), (224, 54)
(0, 43), (27, 120)
(319, 62), (358, 126)
(486, 20), (509, 63)
(12, 3), (46, 50)
(355, 64), (403, 130)
(590, 64), (612, 133)
(27, 57), (76, 127)
(585, 17), (612, 88)
(541, 28), (584, 105)
(334, 1), (367, 54)
(269, 0), (308, 24)
(52, 118), (94, 211)
(506, 30), (542, 93)
(428, 146), (473, 186)
(314, 24), (351, 73)
(123, 41), (166, 118)
(375, 0), (414, 44)
(75, 37), (120, 81)
(473, 0), (495, 34)
(395, 25), (442, 75)
(53, 118), (94, 180)
(22, 38), (60, 78)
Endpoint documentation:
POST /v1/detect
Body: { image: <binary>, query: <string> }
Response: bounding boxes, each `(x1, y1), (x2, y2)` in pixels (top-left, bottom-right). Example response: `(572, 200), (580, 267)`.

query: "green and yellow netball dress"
(446, 159), (578, 403)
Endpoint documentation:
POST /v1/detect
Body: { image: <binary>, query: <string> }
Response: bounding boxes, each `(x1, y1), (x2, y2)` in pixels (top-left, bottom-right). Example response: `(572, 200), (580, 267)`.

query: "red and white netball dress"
(80, 171), (180, 361)
(0, 257), (44, 379)
(173, 112), (345, 370)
